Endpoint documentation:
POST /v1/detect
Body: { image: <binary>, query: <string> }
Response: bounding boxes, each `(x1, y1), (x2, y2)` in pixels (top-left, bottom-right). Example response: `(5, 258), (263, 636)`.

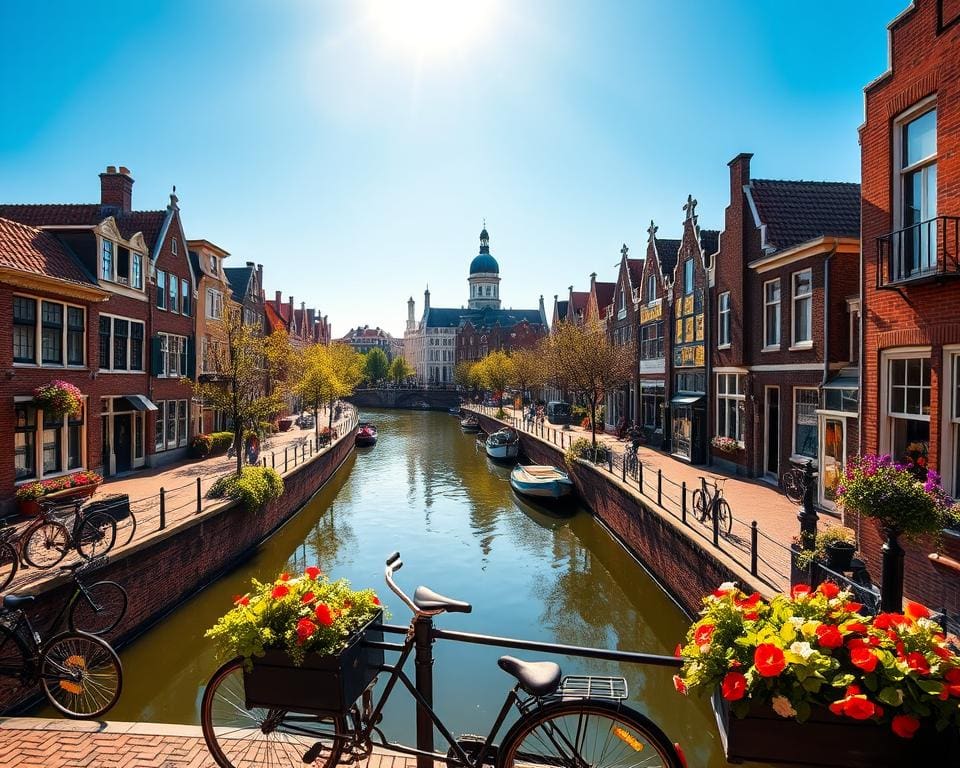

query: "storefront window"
(794, 388), (819, 458)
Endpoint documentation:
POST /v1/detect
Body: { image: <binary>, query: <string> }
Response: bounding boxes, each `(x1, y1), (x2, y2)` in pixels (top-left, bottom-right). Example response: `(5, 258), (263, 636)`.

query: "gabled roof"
(224, 266), (254, 304)
(0, 217), (100, 289)
(554, 299), (569, 321)
(749, 180), (860, 252)
(265, 300), (287, 333)
(700, 229), (720, 258)
(627, 258), (645, 288)
(0, 204), (167, 251)
(654, 238), (681, 277)
(569, 291), (589, 316)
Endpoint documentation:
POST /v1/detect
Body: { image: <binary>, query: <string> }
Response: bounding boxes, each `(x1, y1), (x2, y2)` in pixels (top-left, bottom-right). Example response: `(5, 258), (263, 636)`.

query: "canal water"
(76, 408), (756, 767)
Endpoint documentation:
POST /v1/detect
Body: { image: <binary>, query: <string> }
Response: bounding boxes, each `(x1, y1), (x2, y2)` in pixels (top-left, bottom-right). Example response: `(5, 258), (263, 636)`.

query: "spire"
(479, 222), (490, 254)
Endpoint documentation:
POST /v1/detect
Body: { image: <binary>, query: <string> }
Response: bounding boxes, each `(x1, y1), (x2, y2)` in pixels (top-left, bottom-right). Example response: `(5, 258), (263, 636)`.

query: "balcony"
(877, 216), (960, 289)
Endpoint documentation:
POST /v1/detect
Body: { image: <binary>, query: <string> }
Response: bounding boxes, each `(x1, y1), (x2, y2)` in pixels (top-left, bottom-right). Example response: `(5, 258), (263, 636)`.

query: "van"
(546, 401), (572, 425)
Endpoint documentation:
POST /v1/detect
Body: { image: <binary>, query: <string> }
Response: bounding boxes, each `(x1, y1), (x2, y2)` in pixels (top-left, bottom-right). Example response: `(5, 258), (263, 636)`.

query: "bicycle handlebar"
(384, 551), (420, 616)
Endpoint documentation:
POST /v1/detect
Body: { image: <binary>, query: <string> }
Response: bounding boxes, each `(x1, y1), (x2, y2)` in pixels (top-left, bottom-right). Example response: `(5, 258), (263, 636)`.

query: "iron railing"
(877, 215), (960, 288)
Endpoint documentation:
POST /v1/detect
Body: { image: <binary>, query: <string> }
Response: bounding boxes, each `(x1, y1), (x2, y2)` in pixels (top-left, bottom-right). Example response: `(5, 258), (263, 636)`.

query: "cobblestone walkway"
(0, 718), (417, 768)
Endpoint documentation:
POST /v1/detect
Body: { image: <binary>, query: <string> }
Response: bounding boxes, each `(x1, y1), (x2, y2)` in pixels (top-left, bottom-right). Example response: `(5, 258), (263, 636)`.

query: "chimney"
(99, 165), (134, 214)
(728, 152), (753, 200)
(275, 290), (282, 313)
(256, 264), (263, 298)
(288, 296), (295, 326)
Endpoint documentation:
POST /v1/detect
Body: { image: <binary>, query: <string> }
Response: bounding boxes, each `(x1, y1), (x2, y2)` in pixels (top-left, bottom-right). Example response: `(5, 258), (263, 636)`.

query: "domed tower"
(468, 225), (501, 310)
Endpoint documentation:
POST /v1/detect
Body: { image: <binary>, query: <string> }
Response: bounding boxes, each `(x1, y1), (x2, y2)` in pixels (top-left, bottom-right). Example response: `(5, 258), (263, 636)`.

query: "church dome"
(470, 252), (499, 274)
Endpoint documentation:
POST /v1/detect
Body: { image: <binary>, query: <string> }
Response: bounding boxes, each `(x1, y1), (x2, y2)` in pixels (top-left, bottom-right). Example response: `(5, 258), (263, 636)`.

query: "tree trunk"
(589, 397), (597, 449)
(234, 428), (243, 476)
(314, 405), (319, 443)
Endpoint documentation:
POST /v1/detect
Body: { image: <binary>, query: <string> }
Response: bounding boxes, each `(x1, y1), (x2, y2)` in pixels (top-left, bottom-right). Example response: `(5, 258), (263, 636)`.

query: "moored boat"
(355, 422), (378, 447)
(460, 416), (480, 433)
(485, 428), (520, 460)
(509, 464), (574, 499)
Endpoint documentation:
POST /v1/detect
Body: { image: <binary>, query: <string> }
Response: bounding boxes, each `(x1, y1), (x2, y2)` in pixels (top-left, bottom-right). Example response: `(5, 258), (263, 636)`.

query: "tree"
(388, 356), (414, 385)
(296, 343), (365, 440)
(364, 348), (390, 384)
(454, 361), (480, 391)
(475, 350), (516, 417)
(544, 319), (635, 448)
(189, 308), (288, 475)
(510, 347), (546, 406)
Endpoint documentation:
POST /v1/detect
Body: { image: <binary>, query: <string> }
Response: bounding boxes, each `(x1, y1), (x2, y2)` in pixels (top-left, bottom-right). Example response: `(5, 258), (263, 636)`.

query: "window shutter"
(151, 336), (163, 376)
(186, 335), (196, 379)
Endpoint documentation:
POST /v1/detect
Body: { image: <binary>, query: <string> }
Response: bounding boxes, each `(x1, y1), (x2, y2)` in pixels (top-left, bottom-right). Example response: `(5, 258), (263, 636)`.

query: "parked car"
(546, 401), (572, 425)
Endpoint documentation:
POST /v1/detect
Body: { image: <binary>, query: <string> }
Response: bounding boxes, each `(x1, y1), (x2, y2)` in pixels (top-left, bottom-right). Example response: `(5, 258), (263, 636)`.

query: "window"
(645, 275), (657, 305)
(683, 259), (694, 295)
(792, 269), (812, 345)
(98, 315), (145, 371)
(209, 255), (217, 273)
(618, 287), (626, 319)
(886, 355), (931, 468)
(716, 374), (745, 443)
(896, 106), (937, 278)
(206, 289), (224, 319)
(794, 388), (819, 459)
(640, 383), (664, 430)
(640, 322), (664, 360)
(157, 270), (167, 309)
(132, 253), (143, 289)
(718, 292), (730, 347)
(13, 297), (85, 367)
(13, 297), (36, 363)
(67, 308), (84, 366)
(41, 302), (63, 365)
(181, 279), (191, 316)
(171, 237), (178, 255)
(101, 239), (114, 280)
(15, 400), (85, 482)
(764, 279), (781, 348)
(158, 333), (188, 378)
(168, 274), (179, 313)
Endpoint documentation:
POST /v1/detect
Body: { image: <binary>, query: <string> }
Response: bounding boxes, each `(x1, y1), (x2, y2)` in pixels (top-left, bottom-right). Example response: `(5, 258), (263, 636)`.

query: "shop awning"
(122, 394), (159, 412)
(670, 394), (704, 406)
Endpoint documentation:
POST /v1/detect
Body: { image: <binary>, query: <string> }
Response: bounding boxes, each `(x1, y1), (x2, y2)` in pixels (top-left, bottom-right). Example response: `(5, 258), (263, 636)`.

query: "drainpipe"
(821, 238), (840, 388)
(704, 265), (712, 468)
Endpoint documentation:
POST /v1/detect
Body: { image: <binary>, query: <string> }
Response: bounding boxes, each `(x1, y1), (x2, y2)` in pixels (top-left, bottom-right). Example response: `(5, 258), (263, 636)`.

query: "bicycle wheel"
(201, 657), (346, 768)
(497, 698), (683, 768)
(68, 581), (128, 636)
(781, 472), (803, 504)
(114, 509), (137, 549)
(716, 498), (733, 535)
(22, 520), (70, 569)
(40, 630), (122, 718)
(76, 512), (116, 560)
(0, 539), (18, 591)
(690, 489), (708, 523)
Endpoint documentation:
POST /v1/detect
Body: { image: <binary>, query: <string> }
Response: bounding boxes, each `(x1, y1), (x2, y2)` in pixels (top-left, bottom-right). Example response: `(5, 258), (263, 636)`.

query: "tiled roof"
(425, 306), (544, 329)
(265, 300), (287, 333)
(224, 266), (253, 304)
(594, 281), (615, 310)
(655, 238), (681, 277)
(0, 218), (99, 288)
(0, 204), (167, 250)
(627, 258), (645, 288)
(569, 291), (589, 315)
(554, 299), (569, 321)
(700, 229), (720, 258)
(749, 180), (860, 252)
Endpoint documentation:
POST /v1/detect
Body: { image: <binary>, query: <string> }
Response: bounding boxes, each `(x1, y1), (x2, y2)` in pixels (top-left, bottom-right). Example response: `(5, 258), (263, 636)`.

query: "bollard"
(310, 440), (313, 457)
(196, 477), (202, 514)
(638, 462), (644, 494)
(622, 456), (626, 482)
(712, 483), (720, 547)
(681, 481), (687, 523)
(751, 521), (759, 576)
(284, 447), (288, 473)
(159, 487), (166, 530)
(657, 469), (662, 506)
(272, 452), (275, 469)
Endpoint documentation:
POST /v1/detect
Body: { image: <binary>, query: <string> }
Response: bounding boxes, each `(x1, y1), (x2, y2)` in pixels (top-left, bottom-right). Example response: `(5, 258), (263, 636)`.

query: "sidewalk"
(0, 717), (416, 768)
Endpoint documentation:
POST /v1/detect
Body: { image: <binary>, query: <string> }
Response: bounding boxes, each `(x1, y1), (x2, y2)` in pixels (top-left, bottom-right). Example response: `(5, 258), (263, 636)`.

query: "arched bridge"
(347, 387), (461, 411)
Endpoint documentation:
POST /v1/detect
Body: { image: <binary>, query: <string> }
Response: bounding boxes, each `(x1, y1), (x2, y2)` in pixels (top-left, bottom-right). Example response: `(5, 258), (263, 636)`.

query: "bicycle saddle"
(413, 586), (472, 614)
(3, 594), (35, 610)
(497, 656), (561, 697)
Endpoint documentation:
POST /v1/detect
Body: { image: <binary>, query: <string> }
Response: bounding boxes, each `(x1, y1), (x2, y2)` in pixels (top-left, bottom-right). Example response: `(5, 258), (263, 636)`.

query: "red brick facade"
(859, 0), (960, 611)
(604, 246), (643, 432)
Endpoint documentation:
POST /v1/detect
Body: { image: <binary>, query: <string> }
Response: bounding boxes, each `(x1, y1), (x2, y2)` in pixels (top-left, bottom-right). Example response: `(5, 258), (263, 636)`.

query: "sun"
(363, 0), (500, 60)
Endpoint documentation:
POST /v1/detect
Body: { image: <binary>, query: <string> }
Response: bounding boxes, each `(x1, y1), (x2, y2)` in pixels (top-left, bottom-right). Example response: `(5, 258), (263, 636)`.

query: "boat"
(412, 400), (431, 410)
(460, 416), (480, 433)
(448, 406), (462, 415)
(509, 465), (574, 499)
(355, 423), (378, 447)
(485, 428), (520, 461)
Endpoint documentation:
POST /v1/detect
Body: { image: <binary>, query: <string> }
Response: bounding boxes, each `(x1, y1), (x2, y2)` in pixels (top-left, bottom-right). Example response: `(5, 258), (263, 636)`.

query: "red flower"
(674, 643), (683, 658)
(873, 613), (908, 630)
(829, 685), (881, 721)
(848, 642), (879, 673)
(271, 584), (290, 599)
(933, 645), (954, 661)
(694, 623), (715, 646)
(906, 652), (930, 676)
(817, 581), (840, 599)
(672, 675), (688, 695)
(372, 596), (381, 606)
(945, 668), (960, 697)
(754, 644), (786, 677)
(904, 601), (931, 621)
(301, 592), (315, 604)
(791, 584), (812, 600)
(721, 671), (747, 701)
(233, 594), (250, 607)
(842, 601), (863, 613)
(278, 572), (291, 582)
(296, 617), (317, 643)
(891, 714), (921, 739)
(712, 587), (732, 598)
(815, 624), (843, 649)
(315, 603), (334, 626)
(735, 592), (761, 609)
(304, 566), (322, 580)
(844, 621), (868, 634)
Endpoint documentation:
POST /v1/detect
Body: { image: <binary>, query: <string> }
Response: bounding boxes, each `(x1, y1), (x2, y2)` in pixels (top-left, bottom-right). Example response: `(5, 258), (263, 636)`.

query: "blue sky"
(0, 1), (905, 337)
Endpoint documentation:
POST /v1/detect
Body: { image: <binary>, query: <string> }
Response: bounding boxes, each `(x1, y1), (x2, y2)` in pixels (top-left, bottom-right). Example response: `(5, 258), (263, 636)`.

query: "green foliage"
(205, 567), (386, 665)
(208, 466), (284, 510)
(364, 348), (390, 383)
(388, 356), (414, 385)
(794, 527), (856, 570)
(190, 434), (213, 458)
(564, 437), (609, 466)
(209, 432), (235, 455)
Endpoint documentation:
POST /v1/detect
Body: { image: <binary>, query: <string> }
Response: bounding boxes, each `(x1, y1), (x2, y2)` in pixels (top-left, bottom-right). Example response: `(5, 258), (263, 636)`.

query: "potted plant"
(674, 583), (960, 766)
(711, 436), (740, 454)
(206, 567), (385, 713)
(15, 470), (102, 514)
(794, 527), (857, 573)
(15, 482), (46, 516)
(836, 455), (952, 610)
(32, 380), (83, 420)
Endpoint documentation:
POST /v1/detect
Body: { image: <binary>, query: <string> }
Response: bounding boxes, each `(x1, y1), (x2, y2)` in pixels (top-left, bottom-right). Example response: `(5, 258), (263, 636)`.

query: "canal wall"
(469, 410), (759, 617)
(1, 431), (356, 715)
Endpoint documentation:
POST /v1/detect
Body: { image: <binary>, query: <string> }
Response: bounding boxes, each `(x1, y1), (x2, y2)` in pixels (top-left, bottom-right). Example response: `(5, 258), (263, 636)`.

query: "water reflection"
(65, 409), (764, 767)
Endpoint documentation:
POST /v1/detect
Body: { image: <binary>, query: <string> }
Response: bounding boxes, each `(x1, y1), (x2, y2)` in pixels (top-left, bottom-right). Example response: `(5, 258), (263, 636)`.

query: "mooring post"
(657, 469), (662, 506)
(681, 481), (687, 523)
(159, 487), (166, 530)
(196, 477), (202, 514)
(638, 462), (644, 494)
(413, 616), (435, 768)
(284, 447), (288, 473)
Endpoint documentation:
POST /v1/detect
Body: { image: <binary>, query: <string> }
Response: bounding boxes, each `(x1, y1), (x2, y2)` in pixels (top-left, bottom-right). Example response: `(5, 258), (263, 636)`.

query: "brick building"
(711, 154), (860, 508)
(338, 325), (399, 359)
(603, 245), (645, 432)
(860, 0), (960, 612)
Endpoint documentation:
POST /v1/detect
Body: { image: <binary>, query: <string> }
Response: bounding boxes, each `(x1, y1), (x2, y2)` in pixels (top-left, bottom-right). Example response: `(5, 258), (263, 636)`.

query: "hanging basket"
(32, 380), (83, 420)
(243, 610), (383, 714)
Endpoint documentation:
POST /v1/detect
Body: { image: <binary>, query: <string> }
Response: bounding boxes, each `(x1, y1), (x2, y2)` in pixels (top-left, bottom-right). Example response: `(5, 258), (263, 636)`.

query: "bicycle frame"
(0, 611), (43, 684)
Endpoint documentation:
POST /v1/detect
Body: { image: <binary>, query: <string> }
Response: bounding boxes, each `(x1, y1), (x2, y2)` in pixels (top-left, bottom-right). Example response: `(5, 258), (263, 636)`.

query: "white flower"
(788, 616), (804, 627)
(771, 695), (797, 718)
(790, 641), (815, 660)
(718, 581), (737, 592)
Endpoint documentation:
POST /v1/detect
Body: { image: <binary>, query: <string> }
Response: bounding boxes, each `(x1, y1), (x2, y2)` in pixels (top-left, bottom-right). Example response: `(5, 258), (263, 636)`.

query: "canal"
(80, 408), (750, 767)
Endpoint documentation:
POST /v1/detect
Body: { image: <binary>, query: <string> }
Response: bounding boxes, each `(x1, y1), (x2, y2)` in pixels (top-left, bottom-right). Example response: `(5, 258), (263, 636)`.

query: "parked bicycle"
(200, 552), (684, 768)
(4, 500), (117, 573)
(624, 445), (640, 476)
(692, 475), (733, 535)
(0, 591), (123, 718)
(780, 463), (810, 505)
(55, 557), (128, 636)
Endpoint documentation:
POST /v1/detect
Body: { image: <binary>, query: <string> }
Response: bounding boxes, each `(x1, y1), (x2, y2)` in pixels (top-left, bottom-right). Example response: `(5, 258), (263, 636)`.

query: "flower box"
(713, 692), (958, 767)
(243, 609), (383, 714)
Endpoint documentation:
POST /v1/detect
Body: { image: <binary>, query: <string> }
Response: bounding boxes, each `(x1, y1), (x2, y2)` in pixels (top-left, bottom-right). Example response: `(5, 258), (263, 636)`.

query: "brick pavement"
(0, 718), (418, 768)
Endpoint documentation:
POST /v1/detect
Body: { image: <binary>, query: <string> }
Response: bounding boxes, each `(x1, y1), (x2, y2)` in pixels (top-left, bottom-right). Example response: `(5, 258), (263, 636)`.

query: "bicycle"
(56, 557), (128, 636)
(691, 476), (733, 535)
(17, 499), (117, 570)
(200, 552), (685, 768)
(624, 445), (640, 476)
(780, 464), (808, 505)
(0, 592), (123, 718)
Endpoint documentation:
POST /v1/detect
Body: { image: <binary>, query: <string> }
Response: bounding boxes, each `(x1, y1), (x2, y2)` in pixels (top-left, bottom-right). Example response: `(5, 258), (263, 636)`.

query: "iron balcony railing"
(877, 215), (960, 289)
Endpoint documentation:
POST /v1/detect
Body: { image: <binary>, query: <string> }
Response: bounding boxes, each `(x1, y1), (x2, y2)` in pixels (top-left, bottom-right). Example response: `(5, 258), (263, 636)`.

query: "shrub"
(793, 527), (856, 570)
(564, 437), (609, 466)
(190, 434), (213, 459)
(209, 432), (235, 455)
(208, 466), (284, 510)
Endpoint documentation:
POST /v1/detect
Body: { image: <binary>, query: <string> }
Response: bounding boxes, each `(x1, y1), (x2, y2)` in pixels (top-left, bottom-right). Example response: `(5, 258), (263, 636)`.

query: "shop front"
(100, 395), (156, 476)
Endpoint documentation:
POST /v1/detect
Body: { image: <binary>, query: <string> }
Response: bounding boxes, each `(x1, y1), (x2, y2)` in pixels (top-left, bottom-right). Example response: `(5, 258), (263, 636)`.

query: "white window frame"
(14, 396), (87, 483)
(157, 270), (167, 310)
(154, 399), (189, 451)
(98, 236), (145, 291)
(893, 98), (937, 279)
(879, 347), (932, 461)
(763, 278), (781, 350)
(715, 373), (745, 445)
(98, 313), (145, 372)
(683, 259), (694, 295)
(940, 347), (960, 499)
(617, 286), (627, 320)
(206, 289), (224, 320)
(717, 291), (731, 348)
(645, 275), (657, 305)
(791, 269), (812, 348)
(792, 387), (819, 461)
(13, 294), (87, 368)
(157, 333), (188, 378)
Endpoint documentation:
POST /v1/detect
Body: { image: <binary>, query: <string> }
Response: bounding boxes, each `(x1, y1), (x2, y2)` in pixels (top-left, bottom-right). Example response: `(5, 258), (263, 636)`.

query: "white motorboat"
(485, 428), (520, 461)
(509, 465), (574, 499)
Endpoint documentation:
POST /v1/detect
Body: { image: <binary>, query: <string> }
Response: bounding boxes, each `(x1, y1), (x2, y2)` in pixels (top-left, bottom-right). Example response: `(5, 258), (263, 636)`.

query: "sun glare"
(364, 0), (499, 59)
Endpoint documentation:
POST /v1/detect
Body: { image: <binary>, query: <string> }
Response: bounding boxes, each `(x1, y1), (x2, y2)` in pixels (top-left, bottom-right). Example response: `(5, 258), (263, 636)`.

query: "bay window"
(716, 373), (745, 443)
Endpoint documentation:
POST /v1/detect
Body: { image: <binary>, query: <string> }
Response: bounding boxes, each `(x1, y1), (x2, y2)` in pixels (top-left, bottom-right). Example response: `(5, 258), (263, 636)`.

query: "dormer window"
(100, 238), (144, 290)
(209, 255), (216, 273)
(101, 240), (113, 280)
